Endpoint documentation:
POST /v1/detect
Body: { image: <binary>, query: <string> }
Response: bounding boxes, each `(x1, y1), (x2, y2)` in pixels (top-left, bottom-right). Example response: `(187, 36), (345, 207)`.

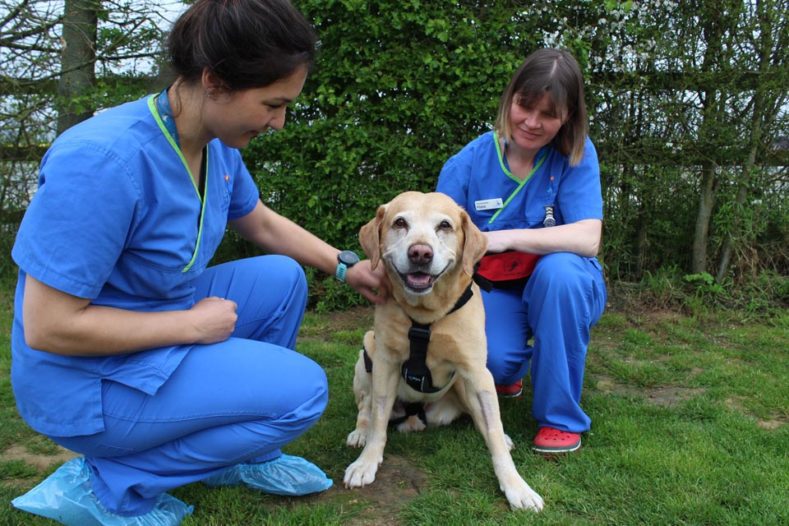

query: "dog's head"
(359, 191), (487, 296)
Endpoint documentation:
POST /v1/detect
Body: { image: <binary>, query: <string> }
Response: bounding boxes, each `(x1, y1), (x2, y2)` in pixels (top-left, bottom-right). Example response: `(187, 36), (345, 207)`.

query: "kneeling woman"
(437, 48), (607, 455)
(10, 1), (383, 524)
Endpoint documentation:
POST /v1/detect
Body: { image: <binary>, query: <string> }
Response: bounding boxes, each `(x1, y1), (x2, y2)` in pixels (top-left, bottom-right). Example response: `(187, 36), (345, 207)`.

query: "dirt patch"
(644, 386), (706, 407)
(300, 305), (375, 343)
(324, 305), (375, 331)
(724, 396), (747, 413)
(726, 397), (786, 430)
(1, 444), (76, 483)
(594, 376), (705, 407)
(2, 444), (76, 471)
(329, 454), (427, 526)
(756, 419), (784, 430)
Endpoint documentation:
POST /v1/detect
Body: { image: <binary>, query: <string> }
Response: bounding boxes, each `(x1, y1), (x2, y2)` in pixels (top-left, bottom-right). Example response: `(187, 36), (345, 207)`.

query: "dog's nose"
(408, 243), (433, 265)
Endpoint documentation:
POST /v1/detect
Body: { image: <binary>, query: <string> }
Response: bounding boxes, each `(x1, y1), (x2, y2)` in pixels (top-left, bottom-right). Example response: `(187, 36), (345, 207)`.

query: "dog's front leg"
(347, 350), (372, 447)
(344, 353), (400, 488)
(461, 369), (544, 512)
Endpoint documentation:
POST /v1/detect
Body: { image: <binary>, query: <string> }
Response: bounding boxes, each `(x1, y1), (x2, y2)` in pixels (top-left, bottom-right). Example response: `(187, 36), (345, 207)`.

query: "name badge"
(475, 198), (503, 211)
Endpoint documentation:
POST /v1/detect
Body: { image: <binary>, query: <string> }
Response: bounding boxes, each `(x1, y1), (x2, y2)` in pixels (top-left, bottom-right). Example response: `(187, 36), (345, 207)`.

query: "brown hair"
(494, 48), (588, 166)
(166, 0), (317, 91)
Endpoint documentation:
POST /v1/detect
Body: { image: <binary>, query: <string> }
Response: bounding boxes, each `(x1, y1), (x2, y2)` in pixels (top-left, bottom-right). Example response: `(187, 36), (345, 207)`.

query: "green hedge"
(208, 1), (787, 309)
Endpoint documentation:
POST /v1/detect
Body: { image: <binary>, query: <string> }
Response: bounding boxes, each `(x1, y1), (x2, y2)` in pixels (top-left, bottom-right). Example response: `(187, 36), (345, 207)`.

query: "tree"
(57, 0), (98, 134)
(0, 0), (63, 239)
(0, 0), (170, 251)
(716, 0), (788, 281)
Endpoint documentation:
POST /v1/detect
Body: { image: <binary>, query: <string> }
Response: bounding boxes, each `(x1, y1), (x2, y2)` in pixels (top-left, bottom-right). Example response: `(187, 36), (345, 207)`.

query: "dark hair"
(166, 0), (317, 91)
(494, 48), (588, 165)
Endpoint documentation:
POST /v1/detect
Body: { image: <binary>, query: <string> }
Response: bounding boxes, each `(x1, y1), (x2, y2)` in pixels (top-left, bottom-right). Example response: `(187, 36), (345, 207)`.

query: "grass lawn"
(0, 291), (786, 525)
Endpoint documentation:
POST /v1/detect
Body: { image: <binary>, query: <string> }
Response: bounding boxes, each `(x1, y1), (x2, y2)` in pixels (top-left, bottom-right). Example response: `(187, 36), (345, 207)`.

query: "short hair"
(166, 0), (317, 91)
(494, 48), (588, 166)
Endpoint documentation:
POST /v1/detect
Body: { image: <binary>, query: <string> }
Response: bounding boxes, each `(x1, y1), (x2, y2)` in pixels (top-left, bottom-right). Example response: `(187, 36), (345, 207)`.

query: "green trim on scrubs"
(489, 131), (547, 225)
(147, 95), (208, 273)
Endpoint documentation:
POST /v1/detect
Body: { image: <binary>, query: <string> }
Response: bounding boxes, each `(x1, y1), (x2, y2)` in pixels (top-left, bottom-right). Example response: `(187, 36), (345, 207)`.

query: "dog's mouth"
(399, 271), (437, 292)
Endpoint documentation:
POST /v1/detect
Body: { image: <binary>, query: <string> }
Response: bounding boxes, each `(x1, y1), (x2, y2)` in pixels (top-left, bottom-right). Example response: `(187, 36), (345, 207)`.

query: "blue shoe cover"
(203, 454), (333, 496)
(11, 457), (193, 526)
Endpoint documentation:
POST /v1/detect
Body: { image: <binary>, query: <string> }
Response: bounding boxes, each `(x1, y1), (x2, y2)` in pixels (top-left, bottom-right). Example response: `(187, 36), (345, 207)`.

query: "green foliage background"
(216, 1), (787, 309)
(248, 1), (534, 243)
(2, 1), (787, 310)
(217, 0), (550, 308)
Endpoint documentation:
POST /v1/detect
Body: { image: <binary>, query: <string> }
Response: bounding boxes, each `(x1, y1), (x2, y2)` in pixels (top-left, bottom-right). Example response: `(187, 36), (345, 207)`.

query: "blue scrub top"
(11, 94), (260, 437)
(437, 131), (603, 232)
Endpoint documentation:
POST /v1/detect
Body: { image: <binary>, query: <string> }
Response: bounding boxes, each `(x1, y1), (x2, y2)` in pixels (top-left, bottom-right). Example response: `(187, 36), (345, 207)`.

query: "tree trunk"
(635, 202), (648, 279)
(716, 110), (762, 282)
(716, 0), (779, 282)
(56, 0), (99, 135)
(692, 160), (717, 274)
(691, 0), (729, 274)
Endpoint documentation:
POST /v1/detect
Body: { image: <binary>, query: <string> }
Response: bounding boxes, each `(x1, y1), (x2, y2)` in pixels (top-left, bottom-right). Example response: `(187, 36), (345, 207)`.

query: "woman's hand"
(345, 259), (388, 304)
(188, 297), (238, 344)
(484, 230), (516, 253)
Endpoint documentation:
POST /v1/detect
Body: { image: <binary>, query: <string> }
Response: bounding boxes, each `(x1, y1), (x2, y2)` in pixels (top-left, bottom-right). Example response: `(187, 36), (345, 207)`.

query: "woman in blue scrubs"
(437, 48), (607, 455)
(10, 1), (384, 524)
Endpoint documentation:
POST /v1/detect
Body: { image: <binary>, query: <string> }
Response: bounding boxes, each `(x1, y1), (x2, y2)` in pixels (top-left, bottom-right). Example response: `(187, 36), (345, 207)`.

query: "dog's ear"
(460, 208), (488, 277)
(359, 204), (387, 270)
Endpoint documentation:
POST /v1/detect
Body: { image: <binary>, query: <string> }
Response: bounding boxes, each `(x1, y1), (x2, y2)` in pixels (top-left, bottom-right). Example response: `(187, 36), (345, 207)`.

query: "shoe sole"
(497, 388), (523, 398)
(531, 440), (582, 454)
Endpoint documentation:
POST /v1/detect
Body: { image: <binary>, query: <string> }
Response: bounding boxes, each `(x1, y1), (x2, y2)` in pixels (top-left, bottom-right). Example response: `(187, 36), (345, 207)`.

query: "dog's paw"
(396, 415), (426, 433)
(502, 480), (544, 512)
(346, 429), (367, 448)
(343, 458), (379, 488)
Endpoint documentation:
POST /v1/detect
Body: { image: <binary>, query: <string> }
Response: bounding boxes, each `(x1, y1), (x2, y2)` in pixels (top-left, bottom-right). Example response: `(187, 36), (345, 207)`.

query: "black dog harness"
(362, 274), (491, 426)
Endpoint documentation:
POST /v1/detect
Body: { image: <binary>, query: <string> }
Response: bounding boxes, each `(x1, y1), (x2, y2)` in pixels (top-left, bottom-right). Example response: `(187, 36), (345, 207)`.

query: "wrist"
(335, 250), (360, 282)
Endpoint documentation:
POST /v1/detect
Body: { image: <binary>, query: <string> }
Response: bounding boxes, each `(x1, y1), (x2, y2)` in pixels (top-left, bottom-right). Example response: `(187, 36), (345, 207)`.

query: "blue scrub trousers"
(50, 255), (328, 516)
(482, 252), (606, 434)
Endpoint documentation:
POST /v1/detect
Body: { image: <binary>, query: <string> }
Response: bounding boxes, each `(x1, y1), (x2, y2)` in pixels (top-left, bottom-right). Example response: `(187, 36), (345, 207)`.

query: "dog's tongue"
(406, 272), (432, 289)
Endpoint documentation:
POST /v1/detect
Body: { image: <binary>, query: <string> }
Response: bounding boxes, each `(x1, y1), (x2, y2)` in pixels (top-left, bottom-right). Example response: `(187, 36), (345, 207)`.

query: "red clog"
(532, 426), (582, 454)
(495, 378), (523, 398)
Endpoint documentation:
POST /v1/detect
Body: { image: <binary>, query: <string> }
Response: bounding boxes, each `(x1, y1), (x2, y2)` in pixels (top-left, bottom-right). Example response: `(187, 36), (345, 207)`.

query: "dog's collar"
(472, 264), (493, 292)
(449, 281), (476, 314)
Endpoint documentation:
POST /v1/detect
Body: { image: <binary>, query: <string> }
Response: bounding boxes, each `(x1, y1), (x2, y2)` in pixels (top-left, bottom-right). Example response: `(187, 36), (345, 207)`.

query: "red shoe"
(495, 379), (523, 398)
(532, 427), (582, 454)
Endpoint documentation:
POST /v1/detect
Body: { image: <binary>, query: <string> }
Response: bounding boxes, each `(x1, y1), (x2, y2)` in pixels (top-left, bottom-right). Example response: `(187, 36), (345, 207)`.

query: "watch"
(335, 250), (360, 282)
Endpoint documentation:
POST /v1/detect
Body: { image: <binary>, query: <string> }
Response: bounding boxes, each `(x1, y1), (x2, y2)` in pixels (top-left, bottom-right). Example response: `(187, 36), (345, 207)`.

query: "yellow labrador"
(343, 191), (543, 511)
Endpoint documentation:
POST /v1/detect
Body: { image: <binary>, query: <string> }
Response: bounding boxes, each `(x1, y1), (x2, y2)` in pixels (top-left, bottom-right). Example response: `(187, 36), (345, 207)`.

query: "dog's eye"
(437, 220), (452, 231)
(393, 217), (408, 229)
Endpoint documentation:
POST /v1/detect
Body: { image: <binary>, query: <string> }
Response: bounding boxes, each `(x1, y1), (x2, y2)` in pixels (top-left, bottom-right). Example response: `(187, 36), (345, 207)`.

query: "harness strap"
(401, 281), (477, 393)
(401, 322), (438, 392)
(363, 345), (373, 373)
(472, 268), (493, 292)
(361, 280), (481, 395)
(452, 281), (476, 308)
(362, 344), (429, 426)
